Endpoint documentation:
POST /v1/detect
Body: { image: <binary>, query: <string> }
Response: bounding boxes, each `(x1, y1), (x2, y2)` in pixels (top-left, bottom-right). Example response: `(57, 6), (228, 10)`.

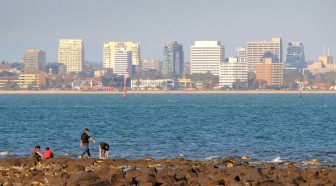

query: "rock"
(241, 155), (249, 160)
(66, 171), (101, 185)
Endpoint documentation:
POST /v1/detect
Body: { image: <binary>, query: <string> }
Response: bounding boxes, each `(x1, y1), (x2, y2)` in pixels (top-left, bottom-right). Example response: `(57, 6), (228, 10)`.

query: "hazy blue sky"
(0, 0), (335, 63)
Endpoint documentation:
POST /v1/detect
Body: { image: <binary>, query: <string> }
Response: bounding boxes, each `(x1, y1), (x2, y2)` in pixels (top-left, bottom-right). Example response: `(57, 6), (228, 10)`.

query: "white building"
(58, 39), (84, 73)
(103, 41), (140, 69)
(131, 79), (174, 90)
(236, 47), (246, 63)
(246, 38), (282, 72)
(190, 41), (225, 76)
(114, 49), (132, 76)
(219, 57), (248, 88)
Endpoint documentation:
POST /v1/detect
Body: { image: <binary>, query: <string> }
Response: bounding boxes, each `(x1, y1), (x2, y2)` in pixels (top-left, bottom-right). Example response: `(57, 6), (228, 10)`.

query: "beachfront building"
(18, 67), (48, 89)
(142, 59), (161, 72)
(131, 79), (175, 90)
(113, 48), (132, 76)
(286, 42), (305, 70)
(256, 58), (283, 87)
(246, 38), (282, 72)
(162, 41), (184, 77)
(103, 41), (141, 70)
(22, 50), (46, 71)
(58, 39), (84, 73)
(190, 41), (225, 76)
(306, 55), (336, 75)
(219, 57), (248, 88)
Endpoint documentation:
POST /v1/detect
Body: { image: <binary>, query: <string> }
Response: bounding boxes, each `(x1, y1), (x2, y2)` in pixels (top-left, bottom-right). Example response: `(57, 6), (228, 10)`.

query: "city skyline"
(0, 0), (335, 63)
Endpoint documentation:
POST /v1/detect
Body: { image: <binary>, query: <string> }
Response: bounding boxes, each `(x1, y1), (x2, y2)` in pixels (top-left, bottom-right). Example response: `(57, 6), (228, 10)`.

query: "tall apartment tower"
(256, 58), (283, 87)
(113, 49), (132, 76)
(286, 42), (305, 69)
(22, 50), (46, 70)
(58, 39), (84, 73)
(190, 41), (225, 76)
(236, 47), (246, 63)
(246, 38), (282, 72)
(103, 41), (140, 70)
(162, 41), (184, 76)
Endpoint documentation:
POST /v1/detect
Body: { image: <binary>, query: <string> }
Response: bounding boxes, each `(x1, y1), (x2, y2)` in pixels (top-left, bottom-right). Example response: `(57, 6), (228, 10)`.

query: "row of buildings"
(15, 38), (334, 90)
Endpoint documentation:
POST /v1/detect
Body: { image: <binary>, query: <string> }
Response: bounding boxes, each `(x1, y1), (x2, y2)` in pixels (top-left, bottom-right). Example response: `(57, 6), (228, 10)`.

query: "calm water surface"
(0, 94), (335, 163)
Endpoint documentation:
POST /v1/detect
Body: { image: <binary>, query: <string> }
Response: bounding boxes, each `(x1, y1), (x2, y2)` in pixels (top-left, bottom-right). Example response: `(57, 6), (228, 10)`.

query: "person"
(31, 145), (43, 162)
(99, 142), (109, 159)
(43, 147), (54, 159)
(79, 128), (96, 158)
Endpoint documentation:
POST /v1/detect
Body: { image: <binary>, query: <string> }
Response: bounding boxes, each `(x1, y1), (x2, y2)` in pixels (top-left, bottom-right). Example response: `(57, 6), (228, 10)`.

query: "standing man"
(79, 128), (96, 158)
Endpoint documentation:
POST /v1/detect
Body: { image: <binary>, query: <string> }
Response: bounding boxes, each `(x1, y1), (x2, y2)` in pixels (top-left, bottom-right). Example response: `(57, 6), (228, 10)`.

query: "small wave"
(204, 156), (220, 161)
(272, 156), (282, 163)
(0, 151), (14, 156)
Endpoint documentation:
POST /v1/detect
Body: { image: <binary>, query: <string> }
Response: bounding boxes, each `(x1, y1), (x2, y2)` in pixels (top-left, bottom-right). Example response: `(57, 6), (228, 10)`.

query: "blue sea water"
(0, 94), (335, 164)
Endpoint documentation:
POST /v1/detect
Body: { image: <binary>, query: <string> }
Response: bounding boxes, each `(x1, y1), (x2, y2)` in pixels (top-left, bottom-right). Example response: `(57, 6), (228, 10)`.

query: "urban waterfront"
(0, 94), (335, 164)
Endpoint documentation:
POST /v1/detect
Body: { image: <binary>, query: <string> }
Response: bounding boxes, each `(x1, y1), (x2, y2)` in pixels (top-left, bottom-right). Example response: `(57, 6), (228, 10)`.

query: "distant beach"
(1, 90), (336, 94)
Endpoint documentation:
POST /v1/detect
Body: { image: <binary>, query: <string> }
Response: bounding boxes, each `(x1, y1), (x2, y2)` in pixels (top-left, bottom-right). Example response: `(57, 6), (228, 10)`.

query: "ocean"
(0, 94), (335, 164)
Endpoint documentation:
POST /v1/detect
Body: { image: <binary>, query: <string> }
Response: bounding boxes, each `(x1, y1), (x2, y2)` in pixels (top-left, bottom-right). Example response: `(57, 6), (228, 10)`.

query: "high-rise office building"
(190, 41), (225, 76)
(236, 47), (246, 63)
(286, 42), (305, 69)
(113, 48), (132, 76)
(219, 57), (248, 88)
(58, 39), (84, 73)
(103, 41), (140, 69)
(256, 58), (283, 86)
(22, 50), (46, 70)
(162, 41), (184, 76)
(246, 38), (282, 72)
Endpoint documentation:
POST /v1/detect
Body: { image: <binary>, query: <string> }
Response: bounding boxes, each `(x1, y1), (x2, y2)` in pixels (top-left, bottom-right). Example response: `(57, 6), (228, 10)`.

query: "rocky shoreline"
(0, 156), (335, 185)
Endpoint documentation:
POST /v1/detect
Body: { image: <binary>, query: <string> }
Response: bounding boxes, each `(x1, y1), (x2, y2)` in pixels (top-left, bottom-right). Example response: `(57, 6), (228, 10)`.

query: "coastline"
(0, 156), (335, 185)
(0, 90), (336, 94)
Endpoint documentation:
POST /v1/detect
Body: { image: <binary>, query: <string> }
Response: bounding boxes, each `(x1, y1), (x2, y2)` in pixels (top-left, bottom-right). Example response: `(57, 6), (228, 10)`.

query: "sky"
(0, 0), (335, 63)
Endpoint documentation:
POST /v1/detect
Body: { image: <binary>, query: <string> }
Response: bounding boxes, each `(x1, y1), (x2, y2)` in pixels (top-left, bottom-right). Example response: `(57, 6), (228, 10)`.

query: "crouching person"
(99, 142), (109, 159)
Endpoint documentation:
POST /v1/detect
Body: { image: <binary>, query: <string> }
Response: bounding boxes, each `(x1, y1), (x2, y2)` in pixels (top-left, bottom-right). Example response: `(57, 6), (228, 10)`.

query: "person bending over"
(99, 142), (109, 159)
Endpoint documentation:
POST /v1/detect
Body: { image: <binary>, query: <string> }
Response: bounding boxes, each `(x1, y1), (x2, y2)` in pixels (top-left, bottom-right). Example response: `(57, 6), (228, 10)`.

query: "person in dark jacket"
(79, 128), (96, 158)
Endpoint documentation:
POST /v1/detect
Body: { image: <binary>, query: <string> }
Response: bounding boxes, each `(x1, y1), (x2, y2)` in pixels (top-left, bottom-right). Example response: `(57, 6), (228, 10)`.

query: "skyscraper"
(190, 41), (225, 76)
(58, 39), (84, 73)
(286, 42), (305, 69)
(162, 41), (184, 77)
(246, 38), (282, 72)
(22, 50), (46, 70)
(113, 48), (132, 76)
(103, 41), (140, 70)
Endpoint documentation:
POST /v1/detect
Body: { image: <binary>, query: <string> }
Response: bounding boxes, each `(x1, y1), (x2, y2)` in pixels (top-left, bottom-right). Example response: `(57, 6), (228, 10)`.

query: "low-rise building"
(18, 68), (48, 89)
(131, 79), (174, 90)
(178, 78), (192, 90)
(306, 55), (336, 75)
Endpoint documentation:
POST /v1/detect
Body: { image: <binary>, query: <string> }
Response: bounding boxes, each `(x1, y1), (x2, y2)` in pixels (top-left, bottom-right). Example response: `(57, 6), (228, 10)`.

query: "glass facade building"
(162, 41), (184, 77)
